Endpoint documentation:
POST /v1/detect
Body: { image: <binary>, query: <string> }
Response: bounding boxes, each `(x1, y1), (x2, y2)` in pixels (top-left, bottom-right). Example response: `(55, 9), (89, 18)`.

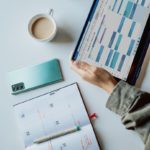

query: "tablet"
(72, 0), (150, 85)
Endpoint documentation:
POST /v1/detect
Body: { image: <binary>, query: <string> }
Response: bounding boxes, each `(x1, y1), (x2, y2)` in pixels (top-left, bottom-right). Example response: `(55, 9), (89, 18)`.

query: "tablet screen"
(73, 0), (150, 81)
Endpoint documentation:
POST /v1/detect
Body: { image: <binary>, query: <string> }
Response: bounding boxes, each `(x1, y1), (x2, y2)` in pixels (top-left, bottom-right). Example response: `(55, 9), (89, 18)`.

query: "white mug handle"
(49, 9), (54, 16)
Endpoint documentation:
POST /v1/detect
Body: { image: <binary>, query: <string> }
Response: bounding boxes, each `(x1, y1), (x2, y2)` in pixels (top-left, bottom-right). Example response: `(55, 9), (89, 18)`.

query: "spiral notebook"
(13, 83), (100, 150)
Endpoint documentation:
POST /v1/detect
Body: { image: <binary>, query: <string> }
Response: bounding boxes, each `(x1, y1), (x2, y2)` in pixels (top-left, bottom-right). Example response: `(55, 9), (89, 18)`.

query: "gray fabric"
(106, 81), (150, 150)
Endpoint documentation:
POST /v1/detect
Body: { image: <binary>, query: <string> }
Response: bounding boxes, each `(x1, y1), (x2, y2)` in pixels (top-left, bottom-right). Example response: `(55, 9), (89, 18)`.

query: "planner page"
(14, 83), (100, 150)
(75, 0), (150, 80)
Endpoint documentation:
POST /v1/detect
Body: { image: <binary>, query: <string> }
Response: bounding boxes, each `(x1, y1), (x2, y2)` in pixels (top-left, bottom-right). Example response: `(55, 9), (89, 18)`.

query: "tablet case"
(72, 0), (150, 85)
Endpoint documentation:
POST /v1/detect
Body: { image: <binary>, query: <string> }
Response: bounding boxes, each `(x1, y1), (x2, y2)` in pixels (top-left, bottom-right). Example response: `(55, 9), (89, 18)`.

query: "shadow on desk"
(136, 45), (150, 88)
(51, 27), (74, 44)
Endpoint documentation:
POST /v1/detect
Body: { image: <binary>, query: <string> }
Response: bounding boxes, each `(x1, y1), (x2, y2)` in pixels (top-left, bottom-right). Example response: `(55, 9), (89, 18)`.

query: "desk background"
(0, 0), (149, 150)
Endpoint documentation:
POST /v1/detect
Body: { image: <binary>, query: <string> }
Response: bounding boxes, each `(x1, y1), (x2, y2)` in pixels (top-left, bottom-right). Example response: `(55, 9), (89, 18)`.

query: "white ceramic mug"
(28, 9), (57, 42)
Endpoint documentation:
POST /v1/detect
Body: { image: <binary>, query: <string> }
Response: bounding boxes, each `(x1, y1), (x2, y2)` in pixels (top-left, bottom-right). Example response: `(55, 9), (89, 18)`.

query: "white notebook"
(13, 83), (100, 150)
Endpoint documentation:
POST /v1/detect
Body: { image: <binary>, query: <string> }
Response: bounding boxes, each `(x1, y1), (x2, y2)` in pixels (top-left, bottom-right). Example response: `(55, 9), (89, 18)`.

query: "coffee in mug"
(28, 10), (57, 42)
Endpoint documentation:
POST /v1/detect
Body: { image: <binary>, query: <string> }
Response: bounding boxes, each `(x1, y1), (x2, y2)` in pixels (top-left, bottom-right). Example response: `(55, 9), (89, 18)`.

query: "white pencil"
(34, 126), (81, 144)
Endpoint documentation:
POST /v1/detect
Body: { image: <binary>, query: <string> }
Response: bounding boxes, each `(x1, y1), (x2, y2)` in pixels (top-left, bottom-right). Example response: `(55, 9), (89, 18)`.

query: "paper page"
(75, 0), (150, 80)
(14, 84), (100, 150)
(26, 125), (99, 150)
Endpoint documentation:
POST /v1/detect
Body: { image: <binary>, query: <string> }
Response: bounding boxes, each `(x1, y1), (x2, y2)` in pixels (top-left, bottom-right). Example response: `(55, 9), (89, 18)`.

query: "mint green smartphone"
(8, 59), (63, 95)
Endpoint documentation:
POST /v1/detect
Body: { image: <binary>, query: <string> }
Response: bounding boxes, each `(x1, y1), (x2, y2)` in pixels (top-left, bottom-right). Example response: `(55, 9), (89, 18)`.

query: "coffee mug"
(28, 9), (57, 42)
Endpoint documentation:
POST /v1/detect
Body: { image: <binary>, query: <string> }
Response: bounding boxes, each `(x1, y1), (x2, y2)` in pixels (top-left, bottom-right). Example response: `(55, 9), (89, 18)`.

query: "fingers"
(75, 61), (89, 70)
(71, 60), (112, 79)
(71, 60), (96, 74)
(80, 62), (108, 75)
(70, 61), (88, 77)
(75, 61), (99, 75)
(72, 61), (91, 70)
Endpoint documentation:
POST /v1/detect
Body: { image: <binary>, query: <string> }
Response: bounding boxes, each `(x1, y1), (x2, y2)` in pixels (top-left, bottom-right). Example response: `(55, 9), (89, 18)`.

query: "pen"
(34, 126), (81, 144)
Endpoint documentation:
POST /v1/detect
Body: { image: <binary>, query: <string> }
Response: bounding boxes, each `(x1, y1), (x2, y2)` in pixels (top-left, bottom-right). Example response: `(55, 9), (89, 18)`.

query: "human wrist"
(99, 78), (118, 94)
(107, 78), (118, 93)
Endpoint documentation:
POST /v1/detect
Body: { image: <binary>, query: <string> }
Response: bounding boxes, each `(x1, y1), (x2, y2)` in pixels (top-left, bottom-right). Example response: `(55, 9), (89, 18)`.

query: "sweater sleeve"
(106, 81), (150, 150)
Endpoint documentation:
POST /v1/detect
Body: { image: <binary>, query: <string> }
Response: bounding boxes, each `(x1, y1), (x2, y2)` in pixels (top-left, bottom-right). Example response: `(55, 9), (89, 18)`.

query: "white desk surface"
(0, 0), (150, 150)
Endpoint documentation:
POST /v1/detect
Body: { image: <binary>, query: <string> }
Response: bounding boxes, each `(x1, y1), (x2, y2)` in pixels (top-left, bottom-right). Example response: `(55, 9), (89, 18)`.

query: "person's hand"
(70, 61), (118, 94)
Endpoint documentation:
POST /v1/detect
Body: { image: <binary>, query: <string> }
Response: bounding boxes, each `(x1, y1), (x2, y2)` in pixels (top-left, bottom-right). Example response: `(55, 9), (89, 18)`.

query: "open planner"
(72, 0), (150, 83)
(13, 83), (100, 150)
